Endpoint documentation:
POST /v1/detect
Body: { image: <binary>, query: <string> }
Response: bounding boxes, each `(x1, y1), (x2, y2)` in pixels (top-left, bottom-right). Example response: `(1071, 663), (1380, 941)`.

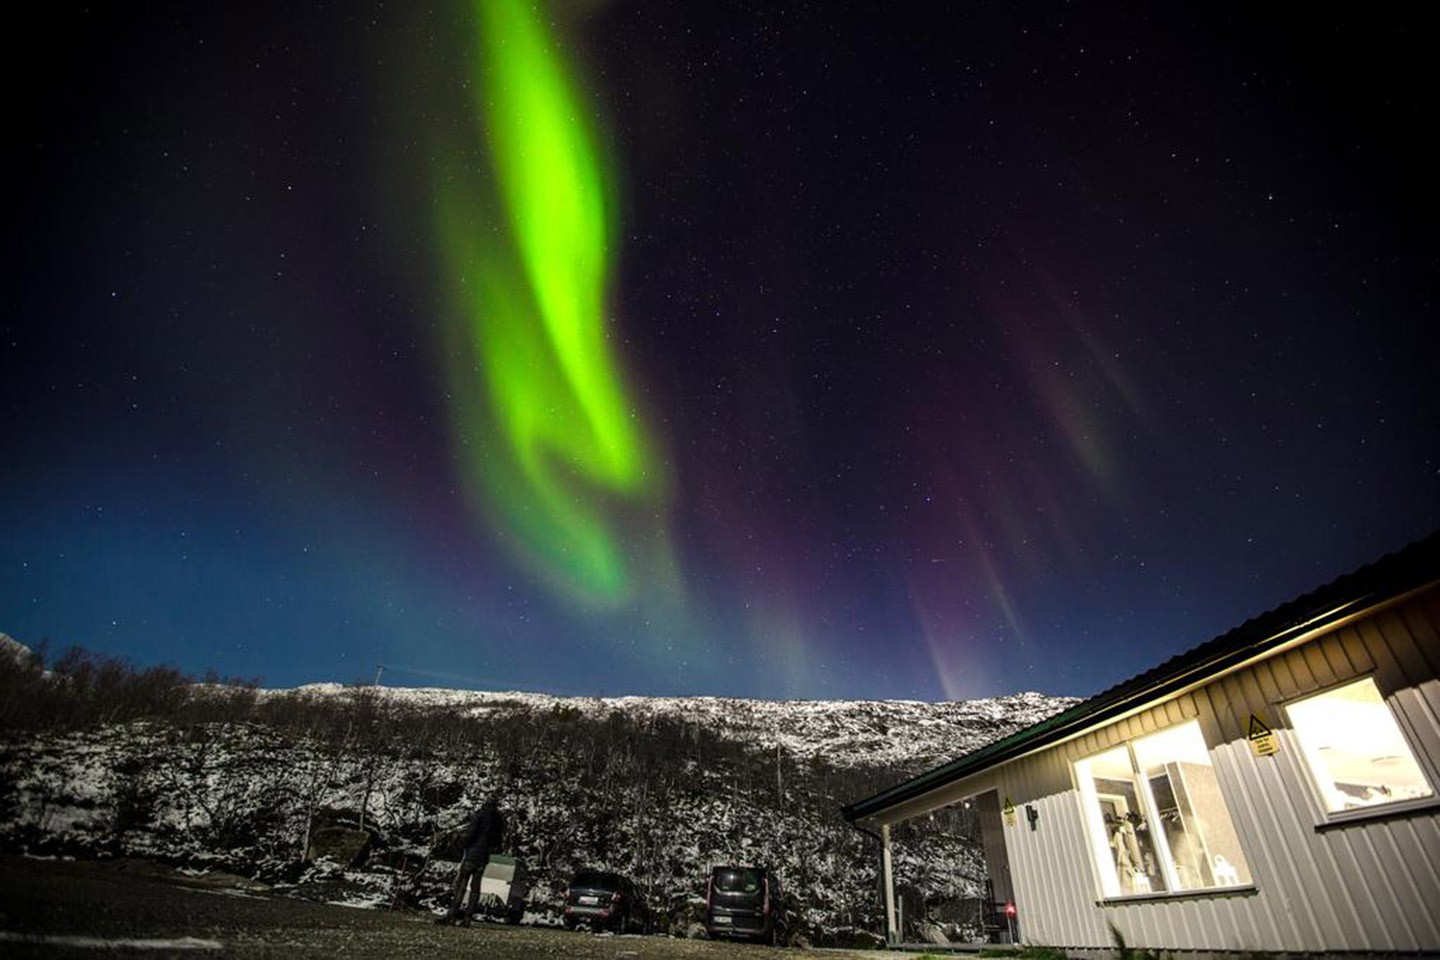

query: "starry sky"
(5, 2), (1436, 701)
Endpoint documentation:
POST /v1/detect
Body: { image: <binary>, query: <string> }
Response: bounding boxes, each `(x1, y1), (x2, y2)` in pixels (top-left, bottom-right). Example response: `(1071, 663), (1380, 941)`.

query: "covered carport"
(843, 724), (1042, 947)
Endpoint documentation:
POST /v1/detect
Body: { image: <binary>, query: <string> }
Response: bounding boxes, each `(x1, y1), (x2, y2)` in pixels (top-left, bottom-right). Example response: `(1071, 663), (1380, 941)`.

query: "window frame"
(1073, 719), (1255, 902)
(1281, 673), (1440, 828)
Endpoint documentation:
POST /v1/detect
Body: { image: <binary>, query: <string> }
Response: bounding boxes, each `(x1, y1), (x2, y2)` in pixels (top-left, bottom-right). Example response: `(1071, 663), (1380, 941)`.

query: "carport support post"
(881, 821), (898, 945)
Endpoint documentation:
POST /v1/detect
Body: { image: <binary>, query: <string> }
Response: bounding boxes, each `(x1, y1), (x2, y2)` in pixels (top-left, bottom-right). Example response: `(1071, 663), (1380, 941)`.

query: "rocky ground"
(0, 856), (901, 959)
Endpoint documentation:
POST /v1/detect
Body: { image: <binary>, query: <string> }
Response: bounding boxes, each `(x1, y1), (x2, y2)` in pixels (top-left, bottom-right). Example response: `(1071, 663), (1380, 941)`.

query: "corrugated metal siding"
(885, 585), (1440, 954)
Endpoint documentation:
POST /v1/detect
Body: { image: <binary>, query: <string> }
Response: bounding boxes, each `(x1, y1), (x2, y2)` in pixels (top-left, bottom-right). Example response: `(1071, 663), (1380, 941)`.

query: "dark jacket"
(461, 801), (504, 863)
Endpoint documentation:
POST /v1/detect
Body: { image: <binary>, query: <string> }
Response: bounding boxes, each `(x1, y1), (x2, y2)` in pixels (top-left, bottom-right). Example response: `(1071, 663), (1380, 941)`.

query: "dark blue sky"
(5, 3), (1436, 700)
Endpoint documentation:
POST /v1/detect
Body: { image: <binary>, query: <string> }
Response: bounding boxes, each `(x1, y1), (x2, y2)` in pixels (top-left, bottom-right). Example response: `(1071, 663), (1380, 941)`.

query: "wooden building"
(844, 534), (1440, 957)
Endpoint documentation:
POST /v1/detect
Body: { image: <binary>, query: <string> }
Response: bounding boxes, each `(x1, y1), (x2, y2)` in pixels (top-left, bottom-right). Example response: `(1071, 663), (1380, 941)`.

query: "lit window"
(1286, 677), (1434, 814)
(1076, 721), (1251, 897)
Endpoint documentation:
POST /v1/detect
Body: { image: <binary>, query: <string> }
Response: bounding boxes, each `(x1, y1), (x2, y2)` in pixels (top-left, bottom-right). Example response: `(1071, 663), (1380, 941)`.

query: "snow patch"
(0, 932), (222, 951)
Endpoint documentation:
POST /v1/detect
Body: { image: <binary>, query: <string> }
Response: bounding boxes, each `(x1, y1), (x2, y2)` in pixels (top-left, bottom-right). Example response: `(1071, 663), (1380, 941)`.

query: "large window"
(1076, 721), (1251, 897)
(1286, 677), (1434, 815)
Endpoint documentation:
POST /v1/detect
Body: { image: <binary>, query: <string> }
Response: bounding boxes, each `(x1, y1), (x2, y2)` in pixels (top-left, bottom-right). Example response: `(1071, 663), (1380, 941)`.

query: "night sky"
(6, 3), (1436, 701)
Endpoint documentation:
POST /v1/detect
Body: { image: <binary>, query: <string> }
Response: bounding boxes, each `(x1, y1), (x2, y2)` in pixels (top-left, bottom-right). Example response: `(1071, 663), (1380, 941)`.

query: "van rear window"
(714, 869), (763, 893)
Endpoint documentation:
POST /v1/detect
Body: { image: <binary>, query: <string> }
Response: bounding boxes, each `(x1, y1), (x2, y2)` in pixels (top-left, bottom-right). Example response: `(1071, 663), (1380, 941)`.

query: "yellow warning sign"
(1248, 713), (1278, 757)
(1003, 797), (1016, 827)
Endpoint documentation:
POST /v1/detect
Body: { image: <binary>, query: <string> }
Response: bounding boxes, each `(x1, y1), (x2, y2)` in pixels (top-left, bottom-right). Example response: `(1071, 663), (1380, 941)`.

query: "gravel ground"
(0, 856), (896, 959)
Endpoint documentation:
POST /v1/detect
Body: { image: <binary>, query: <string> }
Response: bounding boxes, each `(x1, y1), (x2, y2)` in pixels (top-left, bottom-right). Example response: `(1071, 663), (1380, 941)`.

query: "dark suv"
(704, 865), (788, 944)
(562, 870), (651, 933)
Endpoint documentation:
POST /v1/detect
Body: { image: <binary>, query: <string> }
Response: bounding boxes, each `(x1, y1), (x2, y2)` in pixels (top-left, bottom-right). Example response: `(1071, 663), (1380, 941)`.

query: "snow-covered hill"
(293, 682), (1068, 772)
(1, 653), (1076, 946)
(0, 632), (31, 664)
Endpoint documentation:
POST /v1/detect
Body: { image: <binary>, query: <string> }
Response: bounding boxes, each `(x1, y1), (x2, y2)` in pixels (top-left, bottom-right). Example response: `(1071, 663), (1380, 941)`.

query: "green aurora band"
(433, 0), (674, 606)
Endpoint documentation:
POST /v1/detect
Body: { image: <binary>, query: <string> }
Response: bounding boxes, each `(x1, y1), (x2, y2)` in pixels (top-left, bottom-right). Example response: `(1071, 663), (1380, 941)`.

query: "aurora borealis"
(4, 3), (1437, 701)
(434, 0), (674, 608)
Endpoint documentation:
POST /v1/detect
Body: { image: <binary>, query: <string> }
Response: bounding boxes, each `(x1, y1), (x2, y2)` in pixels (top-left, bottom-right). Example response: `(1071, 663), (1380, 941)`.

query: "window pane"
(1287, 678), (1434, 813)
(1133, 722), (1251, 890)
(1077, 745), (1168, 895)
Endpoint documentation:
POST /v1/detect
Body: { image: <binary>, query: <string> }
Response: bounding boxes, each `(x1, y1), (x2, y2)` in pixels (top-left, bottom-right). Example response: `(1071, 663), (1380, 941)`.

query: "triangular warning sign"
(1248, 714), (1272, 740)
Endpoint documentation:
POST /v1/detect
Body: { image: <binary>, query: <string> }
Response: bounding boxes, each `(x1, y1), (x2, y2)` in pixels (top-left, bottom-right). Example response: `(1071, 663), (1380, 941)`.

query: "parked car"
(563, 870), (651, 933)
(704, 865), (789, 945)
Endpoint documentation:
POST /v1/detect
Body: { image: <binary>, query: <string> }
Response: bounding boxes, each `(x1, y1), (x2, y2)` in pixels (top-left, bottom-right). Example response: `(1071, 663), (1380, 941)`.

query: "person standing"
(437, 796), (505, 926)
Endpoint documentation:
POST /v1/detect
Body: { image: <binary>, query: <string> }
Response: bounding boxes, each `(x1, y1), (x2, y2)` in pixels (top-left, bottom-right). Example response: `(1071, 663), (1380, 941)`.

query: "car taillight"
(763, 878), (771, 915)
(706, 877), (713, 912)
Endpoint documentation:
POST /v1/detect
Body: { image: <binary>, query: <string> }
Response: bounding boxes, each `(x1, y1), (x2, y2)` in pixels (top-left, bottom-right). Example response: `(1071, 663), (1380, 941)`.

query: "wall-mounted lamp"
(1025, 804), (1039, 831)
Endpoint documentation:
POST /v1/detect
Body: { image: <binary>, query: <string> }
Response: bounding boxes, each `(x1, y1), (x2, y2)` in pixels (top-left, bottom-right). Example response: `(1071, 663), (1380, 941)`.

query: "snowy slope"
(288, 683), (1071, 772)
(3, 670), (1076, 945)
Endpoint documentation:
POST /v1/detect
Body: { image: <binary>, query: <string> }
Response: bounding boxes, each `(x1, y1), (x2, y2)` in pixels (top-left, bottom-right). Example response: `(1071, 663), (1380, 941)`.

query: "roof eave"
(843, 533), (1440, 823)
